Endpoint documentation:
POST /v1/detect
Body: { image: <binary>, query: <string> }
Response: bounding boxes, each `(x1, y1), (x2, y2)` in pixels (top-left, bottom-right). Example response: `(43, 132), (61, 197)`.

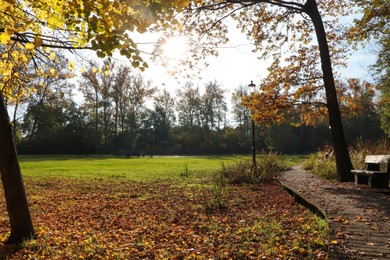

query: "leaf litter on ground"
(0, 178), (328, 259)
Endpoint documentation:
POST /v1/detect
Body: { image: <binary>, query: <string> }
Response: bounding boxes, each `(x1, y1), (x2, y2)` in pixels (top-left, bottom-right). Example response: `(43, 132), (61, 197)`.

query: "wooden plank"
(351, 170), (385, 175)
(365, 155), (390, 164)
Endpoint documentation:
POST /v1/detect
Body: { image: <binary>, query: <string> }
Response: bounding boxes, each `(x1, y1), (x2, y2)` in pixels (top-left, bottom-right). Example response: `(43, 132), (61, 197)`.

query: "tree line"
(9, 59), (385, 156)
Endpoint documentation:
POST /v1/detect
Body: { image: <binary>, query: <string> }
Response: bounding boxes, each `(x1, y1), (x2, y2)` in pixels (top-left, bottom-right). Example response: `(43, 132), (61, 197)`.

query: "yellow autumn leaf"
(21, 53), (28, 62)
(5, 28), (15, 36)
(34, 37), (43, 48)
(92, 67), (97, 73)
(104, 70), (109, 76)
(80, 67), (85, 73)
(25, 42), (35, 51)
(0, 33), (11, 44)
(49, 52), (56, 60)
(68, 61), (75, 70)
(50, 68), (55, 75)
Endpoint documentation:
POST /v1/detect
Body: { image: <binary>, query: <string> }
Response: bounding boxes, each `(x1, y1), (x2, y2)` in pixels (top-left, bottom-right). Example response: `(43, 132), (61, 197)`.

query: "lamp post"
(248, 80), (256, 168)
(150, 125), (154, 158)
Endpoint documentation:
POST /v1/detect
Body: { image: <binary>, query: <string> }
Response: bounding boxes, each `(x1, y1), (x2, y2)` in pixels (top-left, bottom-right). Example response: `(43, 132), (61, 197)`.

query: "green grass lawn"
(19, 154), (307, 181)
(19, 155), (243, 181)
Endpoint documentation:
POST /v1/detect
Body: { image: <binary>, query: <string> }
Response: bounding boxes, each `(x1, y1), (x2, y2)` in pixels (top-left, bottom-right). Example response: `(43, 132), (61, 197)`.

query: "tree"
(80, 60), (114, 147)
(201, 81), (227, 131)
(80, 61), (156, 152)
(176, 82), (202, 129)
(151, 88), (176, 152)
(182, 0), (355, 181)
(350, 1), (390, 137)
(20, 93), (69, 153)
(231, 85), (252, 152)
(153, 88), (176, 128)
(111, 65), (131, 136)
(22, 54), (72, 142)
(1, 47), (71, 243)
(0, 0), (197, 243)
(337, 78), (385, 144)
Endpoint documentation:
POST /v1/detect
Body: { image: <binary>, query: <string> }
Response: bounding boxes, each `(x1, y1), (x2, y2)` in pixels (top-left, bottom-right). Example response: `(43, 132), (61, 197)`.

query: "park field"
(18, 154), (307, 181)
(18, 155), (246, 181)
(0, 154), (328, 259)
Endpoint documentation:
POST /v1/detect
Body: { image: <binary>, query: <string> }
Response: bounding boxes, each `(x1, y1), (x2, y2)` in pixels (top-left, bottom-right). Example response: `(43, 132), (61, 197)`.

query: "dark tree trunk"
(304, 0), (354, 182)
(12, 102), (18, 139)
(0, 91), (35, 244)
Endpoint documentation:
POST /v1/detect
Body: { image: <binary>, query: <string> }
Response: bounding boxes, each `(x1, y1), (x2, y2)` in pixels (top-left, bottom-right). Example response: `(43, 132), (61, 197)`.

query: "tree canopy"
(178, 0), (354, 125)
(350, 1), (390, 137)
(0, 0), (199, 92)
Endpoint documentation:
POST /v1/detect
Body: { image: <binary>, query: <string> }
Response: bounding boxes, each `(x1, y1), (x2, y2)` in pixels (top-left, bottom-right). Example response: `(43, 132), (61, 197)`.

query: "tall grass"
(350, 137), (389, 169)
(199, 152), (288, 213)
(302, 145), (337, 180)
(200, 170), (229, 213)
(220, 151), (288, 184)
(303, 138), (390, 180)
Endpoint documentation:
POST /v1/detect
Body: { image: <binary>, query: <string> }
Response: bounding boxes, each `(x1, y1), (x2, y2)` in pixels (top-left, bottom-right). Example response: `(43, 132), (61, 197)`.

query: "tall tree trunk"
(304, 0), (354, 182)
(0, 91), (35, 244)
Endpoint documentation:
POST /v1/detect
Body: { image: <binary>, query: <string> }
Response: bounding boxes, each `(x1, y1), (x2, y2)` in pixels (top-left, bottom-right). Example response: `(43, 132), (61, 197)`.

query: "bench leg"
(368, 176), (372, 188)
(372, 174), (390, 189)
(354, 174), (359, 185)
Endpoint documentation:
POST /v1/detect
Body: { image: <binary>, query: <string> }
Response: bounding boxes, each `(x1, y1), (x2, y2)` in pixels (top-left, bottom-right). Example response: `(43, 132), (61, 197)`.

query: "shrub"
(200, 152), (287, 213)
(302, 145), (337, 180)
(350, 137), (389, 169)
(304, 139), (390, 180)
(221, 151), (288, 184)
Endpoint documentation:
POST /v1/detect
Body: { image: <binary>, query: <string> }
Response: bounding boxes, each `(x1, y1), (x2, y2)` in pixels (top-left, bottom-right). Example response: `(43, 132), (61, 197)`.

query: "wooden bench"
(351, 155), (390, 188)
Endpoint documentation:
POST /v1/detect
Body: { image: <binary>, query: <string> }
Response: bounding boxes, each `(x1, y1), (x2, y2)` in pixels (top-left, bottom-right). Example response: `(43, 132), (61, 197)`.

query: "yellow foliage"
(49, 52), (56, 60)
(0, 33), (11, 44)
(25, 42), (35, 51)
(68, 61), (75, 71)
(1, 0), (188, 100)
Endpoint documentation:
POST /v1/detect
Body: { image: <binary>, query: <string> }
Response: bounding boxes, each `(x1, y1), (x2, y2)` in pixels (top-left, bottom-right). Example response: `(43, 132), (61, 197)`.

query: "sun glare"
(162, 36), (188, 62)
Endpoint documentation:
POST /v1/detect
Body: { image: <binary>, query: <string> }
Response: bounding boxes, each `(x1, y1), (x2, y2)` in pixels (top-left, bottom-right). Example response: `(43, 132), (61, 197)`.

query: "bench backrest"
(365, 155), (390, 164)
